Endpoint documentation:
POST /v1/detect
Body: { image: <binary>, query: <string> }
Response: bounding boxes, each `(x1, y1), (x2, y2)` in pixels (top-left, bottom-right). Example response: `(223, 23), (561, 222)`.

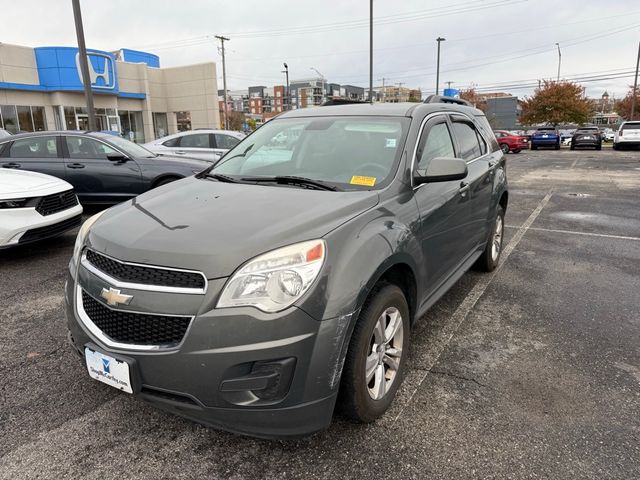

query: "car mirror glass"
(107, 153), (128, 163)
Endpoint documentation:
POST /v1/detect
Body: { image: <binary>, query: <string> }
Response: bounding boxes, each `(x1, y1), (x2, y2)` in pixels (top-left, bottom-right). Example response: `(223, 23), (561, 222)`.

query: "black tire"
(570, 143), (575, 150)
(512, 149), (521, 154)
(154, 176), (180, 188)
(554, 142), (561, 150)
(595, 144), (601, 151)
(473, 205), (505, 272)
(339, 283), (410, 423)
(500, 143), (510, 154)
(613, 143), (618, 150)
(531, 144), (538, 150)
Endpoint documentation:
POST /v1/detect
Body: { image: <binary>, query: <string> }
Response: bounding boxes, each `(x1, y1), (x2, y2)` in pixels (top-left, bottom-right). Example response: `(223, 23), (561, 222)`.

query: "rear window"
(537, 128), (556, 132)
(622, 123), (640, 130)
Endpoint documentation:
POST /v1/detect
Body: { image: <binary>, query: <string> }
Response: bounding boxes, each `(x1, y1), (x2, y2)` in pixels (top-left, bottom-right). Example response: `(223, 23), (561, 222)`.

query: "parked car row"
(497, 122), (640, 152)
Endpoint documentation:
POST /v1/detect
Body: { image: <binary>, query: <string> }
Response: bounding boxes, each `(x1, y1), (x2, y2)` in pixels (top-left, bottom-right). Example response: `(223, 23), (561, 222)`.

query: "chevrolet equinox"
(65, 98), (508, 438)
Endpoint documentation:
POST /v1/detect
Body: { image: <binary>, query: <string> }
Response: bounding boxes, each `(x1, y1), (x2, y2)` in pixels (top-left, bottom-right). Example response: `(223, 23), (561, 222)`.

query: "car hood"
(88, 177), (379, 278)
(0, 169), (71, 197)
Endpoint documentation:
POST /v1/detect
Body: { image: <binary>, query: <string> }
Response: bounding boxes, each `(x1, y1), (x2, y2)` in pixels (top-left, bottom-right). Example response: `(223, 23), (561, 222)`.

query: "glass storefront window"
(53, 106), (64, 130)
(1, 105), (19, 133)
(118, 110), (145, 143)
(31, 106), (46, 131)
(153, 112), (168, 139)
(64, 107), (76, 130)
(176, 111), (192, 131)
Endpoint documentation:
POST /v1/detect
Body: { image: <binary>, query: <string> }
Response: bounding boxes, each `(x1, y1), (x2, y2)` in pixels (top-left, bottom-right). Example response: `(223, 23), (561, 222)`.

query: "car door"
(413, 115), (476, 294)
(62, 135), (143, 203)
(213, 133), (242, 158)
(450, 115), (495, 250)
(0, 135), (67, 181)
(172, 132), (217, 162)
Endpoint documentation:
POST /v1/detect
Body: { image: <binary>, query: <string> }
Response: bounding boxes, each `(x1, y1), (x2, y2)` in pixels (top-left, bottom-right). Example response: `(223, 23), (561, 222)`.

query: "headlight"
(71, 210), (107, 269)
(0, 198), (29, 209)
(217, 240), (326, 313)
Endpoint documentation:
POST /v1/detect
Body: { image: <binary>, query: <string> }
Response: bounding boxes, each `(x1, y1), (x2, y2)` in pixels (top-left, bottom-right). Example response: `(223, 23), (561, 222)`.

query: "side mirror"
(107, 153), (129, 163)
(415, 157), (468, 185)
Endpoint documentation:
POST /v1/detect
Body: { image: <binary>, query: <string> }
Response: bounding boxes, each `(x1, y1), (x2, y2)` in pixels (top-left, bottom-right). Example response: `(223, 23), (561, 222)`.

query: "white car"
(613, 121), (640, 150)
(0, 169), (83, 248)
(143, 129), (245, 162)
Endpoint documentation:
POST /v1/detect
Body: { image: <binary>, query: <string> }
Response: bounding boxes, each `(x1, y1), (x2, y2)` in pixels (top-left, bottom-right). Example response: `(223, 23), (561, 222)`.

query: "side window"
(162, 137), (179, 147)
(494, 132), (503, 138)
(215, 134), (241, 149)
(65, 137), (117, 159)
(9, 137), (58, 158)
(451, 121), (482, 161)
(417, 121), (455, 171)
(179, 133), (210, 148)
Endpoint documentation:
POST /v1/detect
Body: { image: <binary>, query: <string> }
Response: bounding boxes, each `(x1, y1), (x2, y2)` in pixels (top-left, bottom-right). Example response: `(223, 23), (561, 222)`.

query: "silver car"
(144, 129), (245, 162)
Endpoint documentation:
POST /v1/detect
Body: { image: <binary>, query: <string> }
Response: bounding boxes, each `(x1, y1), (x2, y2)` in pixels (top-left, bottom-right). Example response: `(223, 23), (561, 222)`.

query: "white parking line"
(505, 225), (640, 242)
(391, 191), (554, 422)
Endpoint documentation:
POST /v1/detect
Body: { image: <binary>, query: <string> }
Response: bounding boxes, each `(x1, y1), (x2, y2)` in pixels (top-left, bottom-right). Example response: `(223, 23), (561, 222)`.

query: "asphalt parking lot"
(1, 148), (639, 479)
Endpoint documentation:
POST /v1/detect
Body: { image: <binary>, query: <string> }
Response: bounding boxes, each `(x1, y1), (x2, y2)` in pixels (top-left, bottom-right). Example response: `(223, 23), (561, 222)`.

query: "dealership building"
(0, 43), (220, 142)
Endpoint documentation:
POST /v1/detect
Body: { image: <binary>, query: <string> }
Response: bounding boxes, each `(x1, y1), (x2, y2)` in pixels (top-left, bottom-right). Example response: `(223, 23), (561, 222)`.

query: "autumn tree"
(614, 86), (640, 121)
(228, 111), (246, 131)
(459, 87), (486, 111)
(520, 81), (593, 126)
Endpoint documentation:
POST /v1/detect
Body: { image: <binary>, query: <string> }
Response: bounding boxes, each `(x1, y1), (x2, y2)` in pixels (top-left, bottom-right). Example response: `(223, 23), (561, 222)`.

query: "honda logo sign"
(75, 51), (116, 90)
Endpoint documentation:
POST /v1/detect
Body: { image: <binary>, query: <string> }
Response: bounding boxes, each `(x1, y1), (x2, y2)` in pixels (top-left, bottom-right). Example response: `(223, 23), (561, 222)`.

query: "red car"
(494, 130), (529, 154)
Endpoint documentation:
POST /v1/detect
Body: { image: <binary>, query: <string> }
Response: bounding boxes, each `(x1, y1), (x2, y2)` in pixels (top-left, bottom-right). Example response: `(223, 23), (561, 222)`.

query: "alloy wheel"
(365, 307), (404, 400)
(491, 214), (503, 262)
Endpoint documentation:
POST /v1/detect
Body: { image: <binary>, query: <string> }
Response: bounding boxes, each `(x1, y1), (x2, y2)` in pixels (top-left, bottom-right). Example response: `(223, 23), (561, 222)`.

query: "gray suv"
(65, 98), (508, 438)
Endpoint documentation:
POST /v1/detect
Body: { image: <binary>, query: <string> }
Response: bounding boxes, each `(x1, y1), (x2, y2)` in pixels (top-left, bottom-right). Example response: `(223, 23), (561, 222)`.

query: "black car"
(0, 131), (209, 204)
(570, 126), (602, 150)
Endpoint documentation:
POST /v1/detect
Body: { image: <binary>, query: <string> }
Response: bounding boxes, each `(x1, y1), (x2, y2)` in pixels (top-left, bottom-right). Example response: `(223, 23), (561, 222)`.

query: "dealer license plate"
(85, 347), (133, 393)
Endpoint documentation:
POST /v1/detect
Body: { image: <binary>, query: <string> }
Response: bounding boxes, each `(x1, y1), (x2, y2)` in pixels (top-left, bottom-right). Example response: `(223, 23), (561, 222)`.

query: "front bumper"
(0, 204), (83, 247)
(64, 271), (351, 438)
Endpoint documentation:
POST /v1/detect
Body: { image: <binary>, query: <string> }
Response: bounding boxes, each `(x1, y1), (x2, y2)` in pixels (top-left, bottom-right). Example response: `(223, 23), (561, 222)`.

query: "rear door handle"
(459, 181), (470, 196)
(2, 162), (21, 169)
(174, 150), (186, 154)
(67, 163), (86, 169)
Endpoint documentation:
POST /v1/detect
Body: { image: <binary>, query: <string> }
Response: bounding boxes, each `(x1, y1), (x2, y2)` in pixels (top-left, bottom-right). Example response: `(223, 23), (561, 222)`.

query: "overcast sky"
(3, 0), (639, 99)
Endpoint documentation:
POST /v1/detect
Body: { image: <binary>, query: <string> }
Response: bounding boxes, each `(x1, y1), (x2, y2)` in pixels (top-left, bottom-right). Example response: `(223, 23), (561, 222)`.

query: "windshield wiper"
(199, 173), (242, 183)
(242, 175), (340, 191)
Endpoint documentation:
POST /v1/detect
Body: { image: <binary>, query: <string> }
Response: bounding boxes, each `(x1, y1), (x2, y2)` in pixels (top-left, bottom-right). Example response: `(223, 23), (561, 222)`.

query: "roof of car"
(0, 130), (113, 141)
(277, 102), (484, 119)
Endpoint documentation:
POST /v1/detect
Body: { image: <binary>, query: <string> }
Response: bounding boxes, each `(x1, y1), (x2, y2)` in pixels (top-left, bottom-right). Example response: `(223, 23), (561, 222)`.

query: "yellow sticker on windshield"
(350, 175), (377, 187)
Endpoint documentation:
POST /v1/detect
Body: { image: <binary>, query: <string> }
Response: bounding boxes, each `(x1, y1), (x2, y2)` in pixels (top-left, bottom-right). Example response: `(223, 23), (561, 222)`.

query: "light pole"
(282, 63), (290, 111)
(369, 0), (373, 103)
(72, 0), (96, 131)
(555, 43), (562, 83)
(631, 41), (640, 120)
(436, 37), (446, 96)
(310, 67), (325, 105)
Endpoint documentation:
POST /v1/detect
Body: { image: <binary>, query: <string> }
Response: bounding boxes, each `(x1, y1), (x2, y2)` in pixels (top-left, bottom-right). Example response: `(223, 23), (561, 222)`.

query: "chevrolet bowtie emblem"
(100, 287), (133, 307)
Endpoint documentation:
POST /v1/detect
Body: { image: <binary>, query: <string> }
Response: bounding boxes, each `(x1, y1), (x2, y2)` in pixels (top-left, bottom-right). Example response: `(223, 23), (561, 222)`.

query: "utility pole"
(555, 43), (562, 83)
(369, 0), (374, 103)
(215, 35), (230, 129)
(445, 81), (454, 89)
(631, 41), (640, 120)
(282, 63), (289, 111)
(72, 0), (96, 131)
(436, 37), (446, 96)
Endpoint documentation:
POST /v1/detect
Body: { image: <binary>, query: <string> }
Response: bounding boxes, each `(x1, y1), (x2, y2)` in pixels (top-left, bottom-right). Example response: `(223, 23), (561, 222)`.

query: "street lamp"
(282, 62), (290, 111)
(310, 67), (325, 105)
(436, 37), (446, 96)
(555, 43), (562, 83)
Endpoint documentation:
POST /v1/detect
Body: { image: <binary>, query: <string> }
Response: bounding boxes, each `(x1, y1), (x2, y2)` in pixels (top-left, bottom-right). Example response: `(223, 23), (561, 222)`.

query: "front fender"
(297, 191), (423, 321)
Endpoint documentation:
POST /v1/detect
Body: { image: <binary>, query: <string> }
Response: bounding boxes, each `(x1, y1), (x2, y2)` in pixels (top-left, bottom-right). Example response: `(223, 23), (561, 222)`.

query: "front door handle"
(488, 160), (497, 169)
(459, 181), (470, 196)
(67, 163), (86, 169)
(2, 162), (21, 169)
(174, 150), (186, 154)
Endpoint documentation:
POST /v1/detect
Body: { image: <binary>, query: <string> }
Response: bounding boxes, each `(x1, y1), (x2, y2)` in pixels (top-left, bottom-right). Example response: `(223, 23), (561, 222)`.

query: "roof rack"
(423, 95), (472, 107)
(321, 99), (369, 106)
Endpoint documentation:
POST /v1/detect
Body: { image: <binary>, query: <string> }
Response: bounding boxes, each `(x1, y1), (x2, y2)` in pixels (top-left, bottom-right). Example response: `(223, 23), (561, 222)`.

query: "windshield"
(107, 135), (157, 158)
(212, 116), (410, 190)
